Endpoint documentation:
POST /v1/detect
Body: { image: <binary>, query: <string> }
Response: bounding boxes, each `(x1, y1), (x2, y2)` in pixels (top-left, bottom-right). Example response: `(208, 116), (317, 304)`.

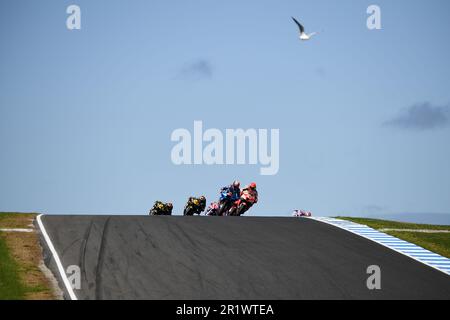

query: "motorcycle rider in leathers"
(184, 196), (207, 215)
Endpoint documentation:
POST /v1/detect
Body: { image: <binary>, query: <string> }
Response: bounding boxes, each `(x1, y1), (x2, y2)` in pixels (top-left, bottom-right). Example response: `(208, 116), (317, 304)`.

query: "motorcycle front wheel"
(184, 206), (194, 216)
(237, 203), (249, 216)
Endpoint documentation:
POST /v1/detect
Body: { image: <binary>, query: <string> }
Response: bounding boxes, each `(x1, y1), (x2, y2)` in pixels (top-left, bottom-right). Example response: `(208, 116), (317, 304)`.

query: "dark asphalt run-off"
(37, 215), (450, 300)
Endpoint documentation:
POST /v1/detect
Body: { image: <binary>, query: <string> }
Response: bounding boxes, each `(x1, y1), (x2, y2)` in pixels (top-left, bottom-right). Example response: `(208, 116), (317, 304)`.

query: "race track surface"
(38, 215), (450, 300)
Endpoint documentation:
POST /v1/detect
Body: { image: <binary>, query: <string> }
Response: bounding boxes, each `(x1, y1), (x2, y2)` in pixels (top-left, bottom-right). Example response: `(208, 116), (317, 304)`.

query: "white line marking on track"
(0, 228), (34, 233)
(36, 214), (78, 300)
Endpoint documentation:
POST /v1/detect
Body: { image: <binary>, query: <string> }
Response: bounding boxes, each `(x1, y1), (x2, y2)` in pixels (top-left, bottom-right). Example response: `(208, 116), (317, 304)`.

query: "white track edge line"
(36, 214), (78, 300)
(309, 217), (450, 277)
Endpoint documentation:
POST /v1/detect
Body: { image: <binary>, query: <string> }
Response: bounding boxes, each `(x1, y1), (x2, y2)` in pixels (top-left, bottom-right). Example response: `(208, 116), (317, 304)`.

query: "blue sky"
(1, 0), (450, 222)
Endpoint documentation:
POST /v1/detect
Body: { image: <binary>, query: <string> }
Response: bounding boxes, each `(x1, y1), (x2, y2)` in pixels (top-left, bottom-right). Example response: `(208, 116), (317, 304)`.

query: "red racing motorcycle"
(228, 192), (257, 216)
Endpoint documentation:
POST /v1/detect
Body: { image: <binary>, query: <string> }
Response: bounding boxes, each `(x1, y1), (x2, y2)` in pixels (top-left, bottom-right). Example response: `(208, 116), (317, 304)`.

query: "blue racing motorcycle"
(218, 188), (238, 216)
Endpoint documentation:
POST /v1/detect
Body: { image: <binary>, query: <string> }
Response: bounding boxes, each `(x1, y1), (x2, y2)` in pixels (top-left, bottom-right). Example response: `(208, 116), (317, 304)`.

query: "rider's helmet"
(167, 203), (173, 208)
(200, 195), (206, 201)
(249, 182), (257, 189)
(233, 180), (240, 188)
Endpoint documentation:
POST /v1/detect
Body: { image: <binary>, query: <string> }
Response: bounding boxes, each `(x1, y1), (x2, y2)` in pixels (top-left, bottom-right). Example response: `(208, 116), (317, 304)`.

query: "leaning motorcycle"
(206, 202), (220, 216)
(218, 190), (235, 216)
(229, 193), (256, 216)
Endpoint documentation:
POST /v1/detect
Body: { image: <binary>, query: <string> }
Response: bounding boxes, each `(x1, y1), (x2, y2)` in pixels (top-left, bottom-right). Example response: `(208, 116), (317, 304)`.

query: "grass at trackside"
(0, 212), (54, 300)
(337, 217), (450, 259)
(0, 212), (37, 228)
(0, 234), (26, 299)
(336, 217), (450, 231)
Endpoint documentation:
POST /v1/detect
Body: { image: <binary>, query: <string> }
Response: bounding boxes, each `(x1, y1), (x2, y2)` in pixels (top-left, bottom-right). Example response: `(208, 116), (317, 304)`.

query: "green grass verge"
(0, 212), (53, 300)
(337, 217), (450, 259)
(0, 233), (26, 300)
(336, 217), (450, 231)
(0, 212), (37, 228)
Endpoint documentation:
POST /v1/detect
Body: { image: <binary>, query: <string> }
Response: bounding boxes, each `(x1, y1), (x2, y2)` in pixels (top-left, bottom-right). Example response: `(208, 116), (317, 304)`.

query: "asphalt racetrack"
(38, 215), (450, 300)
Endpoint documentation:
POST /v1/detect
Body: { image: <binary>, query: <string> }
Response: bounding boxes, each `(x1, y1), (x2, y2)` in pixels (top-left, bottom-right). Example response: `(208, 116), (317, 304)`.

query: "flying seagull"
(292, 17), (317, 41)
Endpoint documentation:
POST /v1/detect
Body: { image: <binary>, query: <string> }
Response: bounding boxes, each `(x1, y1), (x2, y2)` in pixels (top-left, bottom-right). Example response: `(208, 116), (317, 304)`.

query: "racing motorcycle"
(292, 209), (312, 217)
(218, 189), (235, 216)
(149, 202), (172, 216)
(183, 198), (202, 216)
(228, 192), (257, 216)
(205, 202), (220, 216)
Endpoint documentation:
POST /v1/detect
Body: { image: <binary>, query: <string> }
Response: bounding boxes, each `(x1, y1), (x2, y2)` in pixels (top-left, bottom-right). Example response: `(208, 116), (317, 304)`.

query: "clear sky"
(1, 0), (450, 222)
